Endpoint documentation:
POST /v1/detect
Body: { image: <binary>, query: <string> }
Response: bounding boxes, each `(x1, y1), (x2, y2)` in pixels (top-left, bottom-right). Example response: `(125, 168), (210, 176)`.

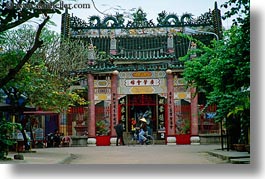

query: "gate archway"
(118, 94), (167, 142)
(127, 94), (157, 133)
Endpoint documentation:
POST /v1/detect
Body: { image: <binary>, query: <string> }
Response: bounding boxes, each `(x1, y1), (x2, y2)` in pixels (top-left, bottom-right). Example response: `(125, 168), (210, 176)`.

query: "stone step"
(207, 150), (250, 164)
(230, 158), (250, 164)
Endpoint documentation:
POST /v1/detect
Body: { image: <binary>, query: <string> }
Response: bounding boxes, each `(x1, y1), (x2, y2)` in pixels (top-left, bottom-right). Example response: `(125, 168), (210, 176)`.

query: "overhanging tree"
(181, 0), (250, 146)
(0, 25), (89, 156)
(0, 0), (61, 88)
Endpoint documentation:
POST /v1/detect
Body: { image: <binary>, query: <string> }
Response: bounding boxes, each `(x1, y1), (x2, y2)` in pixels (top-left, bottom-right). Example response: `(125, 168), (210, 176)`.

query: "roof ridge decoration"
(89, 15), (101, 27)
(68, 8), (213, 30)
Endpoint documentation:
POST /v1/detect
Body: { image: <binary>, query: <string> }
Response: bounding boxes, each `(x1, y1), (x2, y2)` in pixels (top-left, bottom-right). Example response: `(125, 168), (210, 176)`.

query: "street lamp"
(183, 27), (219, 58)
(183, 27), (219, 40)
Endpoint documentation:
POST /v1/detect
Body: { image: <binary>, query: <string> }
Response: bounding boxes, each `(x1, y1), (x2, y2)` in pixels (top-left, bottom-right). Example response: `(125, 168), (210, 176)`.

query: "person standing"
(114, 120), (125, 146)
(53, 129), (61, 147)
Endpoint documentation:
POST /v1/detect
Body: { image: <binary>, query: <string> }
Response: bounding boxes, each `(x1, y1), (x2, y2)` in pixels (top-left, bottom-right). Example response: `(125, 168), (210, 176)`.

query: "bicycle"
(127, 130), (154, 146)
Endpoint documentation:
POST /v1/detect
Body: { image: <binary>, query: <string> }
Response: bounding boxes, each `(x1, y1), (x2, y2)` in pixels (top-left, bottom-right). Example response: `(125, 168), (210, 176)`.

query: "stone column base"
(110, 137), (117, 146)
(190, 136), (200, 145)
(87, 138), (96, 146)
(166, 136), (176, 145)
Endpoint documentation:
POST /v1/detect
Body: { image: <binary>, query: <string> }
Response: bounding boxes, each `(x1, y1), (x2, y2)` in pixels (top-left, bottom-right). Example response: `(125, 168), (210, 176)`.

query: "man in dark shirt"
(114, 120), (125, 146)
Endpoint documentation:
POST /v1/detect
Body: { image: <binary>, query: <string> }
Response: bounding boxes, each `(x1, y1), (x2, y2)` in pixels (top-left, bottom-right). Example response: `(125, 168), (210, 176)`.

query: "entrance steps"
(207, 150), (250, 164)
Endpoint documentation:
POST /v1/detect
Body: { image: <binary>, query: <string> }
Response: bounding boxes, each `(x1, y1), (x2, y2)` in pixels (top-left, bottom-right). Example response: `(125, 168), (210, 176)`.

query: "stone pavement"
(1, 149), (72, 164)
(0, 144), (250, 164)
(207, 149), (250, 164)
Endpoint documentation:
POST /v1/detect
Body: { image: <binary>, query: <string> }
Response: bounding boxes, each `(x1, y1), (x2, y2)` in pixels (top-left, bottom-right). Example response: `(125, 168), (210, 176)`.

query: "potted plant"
(176, 120), (191, 144)
(233, 131), (247, 152)
(95, 120), (110, 146)
(96, 120), (110, 136)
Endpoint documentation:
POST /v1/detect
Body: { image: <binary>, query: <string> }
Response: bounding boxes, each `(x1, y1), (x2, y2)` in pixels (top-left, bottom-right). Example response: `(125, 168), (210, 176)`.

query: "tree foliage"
(181, 0), (250, 144)
(1, 25), (89, 112)
(0, 25), (90, 157)
(0, 0), (62, 88)
(0, 117), (22, 160)
(45, 39), (90, 77)
(0, 0), (60, 32)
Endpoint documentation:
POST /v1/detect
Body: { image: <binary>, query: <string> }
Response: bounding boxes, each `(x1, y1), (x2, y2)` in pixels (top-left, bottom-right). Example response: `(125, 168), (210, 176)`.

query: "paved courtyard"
(67, 145), (227, 164)
(3, 144), (228, 164)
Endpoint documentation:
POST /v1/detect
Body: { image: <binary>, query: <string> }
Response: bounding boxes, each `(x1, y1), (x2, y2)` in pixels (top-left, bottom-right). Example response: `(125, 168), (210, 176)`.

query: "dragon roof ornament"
(69, 8), (213, 30)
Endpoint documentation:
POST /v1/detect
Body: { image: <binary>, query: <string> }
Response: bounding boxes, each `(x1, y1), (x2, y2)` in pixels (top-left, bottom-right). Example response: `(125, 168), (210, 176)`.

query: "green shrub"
(0, 117), (22, 160)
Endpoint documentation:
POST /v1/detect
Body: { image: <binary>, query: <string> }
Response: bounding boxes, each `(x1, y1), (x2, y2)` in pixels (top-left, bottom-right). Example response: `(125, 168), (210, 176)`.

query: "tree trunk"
(0, 16), (50, 88)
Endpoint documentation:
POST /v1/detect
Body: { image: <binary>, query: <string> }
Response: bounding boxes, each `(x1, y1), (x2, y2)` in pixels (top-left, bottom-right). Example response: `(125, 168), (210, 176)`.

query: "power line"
(91, 0), (109, 16)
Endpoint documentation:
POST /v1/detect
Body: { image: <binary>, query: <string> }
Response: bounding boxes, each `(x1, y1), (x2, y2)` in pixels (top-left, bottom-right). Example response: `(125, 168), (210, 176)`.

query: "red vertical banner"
(111, 72), (119, 136)
(166, 72), (175, 136)
(164, 104), (168, 141)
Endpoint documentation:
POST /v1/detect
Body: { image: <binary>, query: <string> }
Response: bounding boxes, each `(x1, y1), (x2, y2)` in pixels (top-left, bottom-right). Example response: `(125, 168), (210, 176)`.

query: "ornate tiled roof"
(61, 4), (222, 74)
(109, 48), (175, 63)
(74, 60), (185, 74)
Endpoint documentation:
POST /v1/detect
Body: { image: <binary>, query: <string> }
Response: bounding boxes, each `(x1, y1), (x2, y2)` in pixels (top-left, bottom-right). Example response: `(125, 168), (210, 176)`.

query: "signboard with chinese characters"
(124, 79), (160, 87)
(118, 71), (167, 95)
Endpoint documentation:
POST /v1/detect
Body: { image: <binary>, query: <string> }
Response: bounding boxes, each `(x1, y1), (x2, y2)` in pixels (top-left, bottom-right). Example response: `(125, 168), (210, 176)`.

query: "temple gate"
(60, 2), (222, 145)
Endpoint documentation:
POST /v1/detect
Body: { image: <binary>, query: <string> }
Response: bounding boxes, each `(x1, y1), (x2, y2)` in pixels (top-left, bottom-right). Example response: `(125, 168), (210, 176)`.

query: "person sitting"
(61, 136), (72, 147)
(53, 130), (61, 147)
(138, 118), (147, 144)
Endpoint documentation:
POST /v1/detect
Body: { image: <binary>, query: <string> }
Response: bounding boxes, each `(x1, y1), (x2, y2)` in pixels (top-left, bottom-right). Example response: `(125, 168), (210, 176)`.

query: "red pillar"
(190, 87), (200, 144)
(190, 87), (198, 135)
(87, 73), (95, 137)
(111, 71), (119, 136)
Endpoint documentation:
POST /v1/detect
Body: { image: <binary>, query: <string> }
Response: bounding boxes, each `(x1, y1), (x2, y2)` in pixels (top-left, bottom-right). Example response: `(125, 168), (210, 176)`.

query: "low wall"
(199, 134), (225, 144)
(71, 136), (88, 147)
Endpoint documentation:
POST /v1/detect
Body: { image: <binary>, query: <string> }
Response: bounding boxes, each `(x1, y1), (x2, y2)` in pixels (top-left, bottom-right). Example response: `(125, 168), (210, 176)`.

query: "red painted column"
(111, 70), (119, 136)
(190, 87), (198, 135)
(87, 73), (95, 137)
(166, 70), (175, 136)
(190, 87), (200, 144)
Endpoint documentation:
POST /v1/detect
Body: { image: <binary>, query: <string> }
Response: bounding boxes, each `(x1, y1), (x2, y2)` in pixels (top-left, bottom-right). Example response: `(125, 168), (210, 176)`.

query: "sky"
(42, 0), (233, 33)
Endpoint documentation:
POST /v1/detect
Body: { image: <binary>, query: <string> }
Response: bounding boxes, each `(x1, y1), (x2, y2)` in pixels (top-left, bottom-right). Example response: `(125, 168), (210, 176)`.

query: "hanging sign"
(124, 79), (160, 87)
